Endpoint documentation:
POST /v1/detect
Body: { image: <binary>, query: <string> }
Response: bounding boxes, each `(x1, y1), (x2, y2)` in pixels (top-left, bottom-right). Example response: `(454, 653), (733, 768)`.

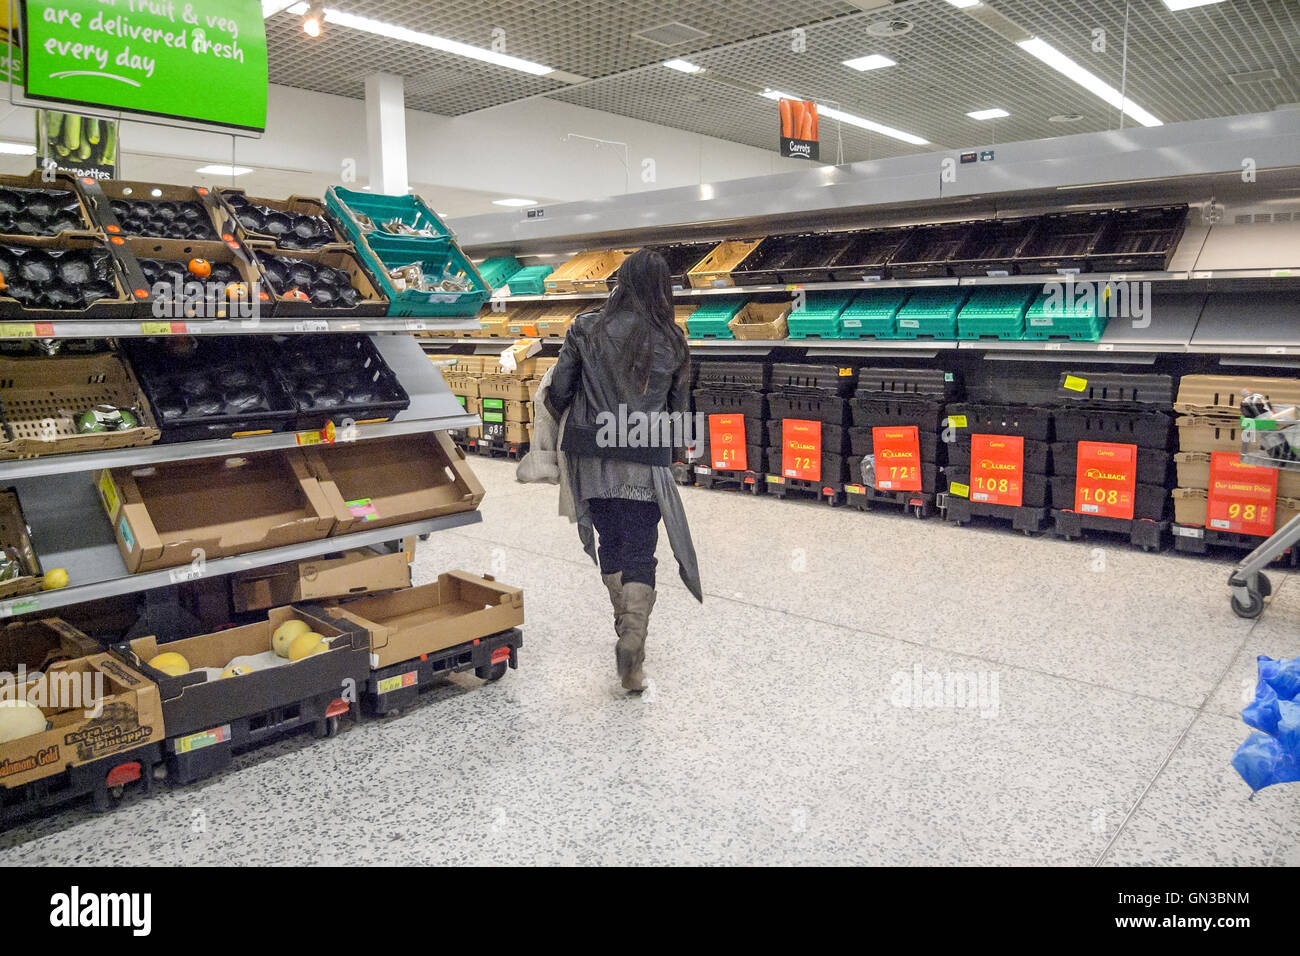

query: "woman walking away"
(544, 248), (703, 692)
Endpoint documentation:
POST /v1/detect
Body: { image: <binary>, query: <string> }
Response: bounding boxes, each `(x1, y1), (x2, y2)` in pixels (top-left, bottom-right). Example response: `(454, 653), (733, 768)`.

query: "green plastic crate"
(838, 289), (911, 338)
(1022, 289), (1111, 341)
(477, 256), (523, 290)
(894, 290), (967, 339)
(956, 286), (1035, 340)
(326, 185), (452, 249)
(788, 291), (856, 339)
(687, 298), (744, 339)
(353, 234), (491, 318)
(507, 265), (553, 295)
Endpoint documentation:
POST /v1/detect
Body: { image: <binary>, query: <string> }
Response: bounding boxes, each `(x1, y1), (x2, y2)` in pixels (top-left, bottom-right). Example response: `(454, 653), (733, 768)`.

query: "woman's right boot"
(616, 582), (656, 692)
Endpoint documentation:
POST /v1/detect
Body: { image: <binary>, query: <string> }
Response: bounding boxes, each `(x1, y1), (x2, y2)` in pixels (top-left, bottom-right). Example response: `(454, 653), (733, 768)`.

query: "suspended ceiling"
(264, 0), (1300, 163)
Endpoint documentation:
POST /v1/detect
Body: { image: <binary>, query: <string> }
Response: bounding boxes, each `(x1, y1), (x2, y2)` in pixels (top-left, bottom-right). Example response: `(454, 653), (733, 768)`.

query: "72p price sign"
(872, 425), (922, 491)
(970, 433), (1024, 506)
(782, 418), (822, 482)
(1206, 451), (1278, 536)
(1074, 441), (1137, 519)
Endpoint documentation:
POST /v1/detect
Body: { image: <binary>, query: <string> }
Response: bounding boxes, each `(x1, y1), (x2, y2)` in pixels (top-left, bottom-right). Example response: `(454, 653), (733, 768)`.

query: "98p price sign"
(1206, 451), (1278, 536)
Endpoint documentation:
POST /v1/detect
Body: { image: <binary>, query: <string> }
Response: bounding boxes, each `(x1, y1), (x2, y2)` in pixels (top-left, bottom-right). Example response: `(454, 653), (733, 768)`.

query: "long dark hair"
(599, 248), (688, 393)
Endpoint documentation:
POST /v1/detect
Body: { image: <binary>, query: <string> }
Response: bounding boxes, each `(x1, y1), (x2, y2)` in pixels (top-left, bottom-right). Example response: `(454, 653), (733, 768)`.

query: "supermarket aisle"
(2, 456), (1298, 865)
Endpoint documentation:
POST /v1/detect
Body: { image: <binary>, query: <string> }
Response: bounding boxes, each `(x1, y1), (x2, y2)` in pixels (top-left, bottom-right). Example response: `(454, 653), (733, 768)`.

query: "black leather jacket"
(545, 308), (690, 466)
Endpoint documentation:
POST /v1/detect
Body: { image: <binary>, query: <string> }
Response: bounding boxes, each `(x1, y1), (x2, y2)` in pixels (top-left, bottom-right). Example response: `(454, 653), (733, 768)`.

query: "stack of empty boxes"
(846, 367), (960, 517)
(763, 362), (855, 503)
(475, 354), (556, 452)
(437, 355), (486, 446)
(1172, 374), (1300, 556)
(690, 360), (768, 491)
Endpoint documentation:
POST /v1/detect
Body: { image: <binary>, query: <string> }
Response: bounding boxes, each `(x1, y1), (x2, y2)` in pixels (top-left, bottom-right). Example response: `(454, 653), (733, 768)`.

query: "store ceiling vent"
(1234, 212), (1296, 224)
(962, 5), (1033, 44)
(1227, 68), (1281, 86)
(633, 22), (710, 47)
(865, 19), (913, 37)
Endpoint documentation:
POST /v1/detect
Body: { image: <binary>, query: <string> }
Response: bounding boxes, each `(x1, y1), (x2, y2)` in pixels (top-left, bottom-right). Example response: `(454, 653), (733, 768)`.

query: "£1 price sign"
(782, 418), (822, 482)
(1207, 451), (1278, 536)
(1074, 441), (1137, 519)
(708, 413), (748, 472)
(970, 434), (1024, 506)
(871, 425), (922, 491)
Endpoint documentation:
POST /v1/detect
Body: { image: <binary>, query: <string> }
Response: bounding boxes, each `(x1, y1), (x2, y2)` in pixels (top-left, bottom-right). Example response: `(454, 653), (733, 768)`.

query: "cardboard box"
(1176, 415), (1243, 454)
(1175, 451), (1300, 497)
(97, 450), (337, 573)
(482, 420), (528, 444)
(729, 301), (790, 340)
(327, 571), (524, 669)
(304, 431), (485, 534)
(1172, 487), (1300, 529)
(527, 380), (540, 403)
(479, 397), (530, 425)
(231, 548), (410, 613)
(0, 489), (44, 601)
(0, 653), (162, 791)
(0, 618), (102, 673)
(444, 373), (480, 398)
(1175, 375), (1300, 417)
(479, 375), (532, 401)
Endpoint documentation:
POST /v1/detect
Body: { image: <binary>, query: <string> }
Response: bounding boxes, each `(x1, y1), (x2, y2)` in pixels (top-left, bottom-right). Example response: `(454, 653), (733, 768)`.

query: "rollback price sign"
(969, 433), (1024, 506)
(782, 418), (821, 482)
(871, 425), (922, 491)
(1206, 451), (1279, 536)
(708, 413), (747, 472)
(1074, 441), (1138, 519)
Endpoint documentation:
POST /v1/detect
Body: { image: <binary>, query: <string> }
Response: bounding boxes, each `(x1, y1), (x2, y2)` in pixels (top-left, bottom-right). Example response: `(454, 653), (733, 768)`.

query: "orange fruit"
(188, 258), (211, 279)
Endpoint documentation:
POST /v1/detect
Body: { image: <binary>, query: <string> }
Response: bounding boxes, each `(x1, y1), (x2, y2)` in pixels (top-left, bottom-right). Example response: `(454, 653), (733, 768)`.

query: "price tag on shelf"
(708, 414), (748, 472)
(871, 425), (922, 491)
(141, 321), (187, 335)
(1063, 375), (1088, 392)
(1272, 270), (1294, 278)
(293, 320), (330, 333)
(969, 433), (1024, 506)
(0, 596), (40, 619)
(1074, 441), (1137, 519)
(1266, 347), (1288, 355)
(0, 322), (53, 338)
(782, 419), (822, 482)
(405, 320), (428, 332)
(168, 566), (206, 585)
(1096, 344), (1115, 352)
(1206, 452), (1278, 536)
(1044, 343), (1063, 351)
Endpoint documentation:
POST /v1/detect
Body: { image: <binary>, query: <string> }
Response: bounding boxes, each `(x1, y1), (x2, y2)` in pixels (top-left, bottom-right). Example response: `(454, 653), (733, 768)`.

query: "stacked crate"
(1048, 373), (1176, 551)
(941, 402), (1054, 533)
(1172, 375), (1300, 556)
(690, 360), (768, 492)
(763, 362), (856, 504)
(845, 367), (960, 517)
(436, 355), (486, 445)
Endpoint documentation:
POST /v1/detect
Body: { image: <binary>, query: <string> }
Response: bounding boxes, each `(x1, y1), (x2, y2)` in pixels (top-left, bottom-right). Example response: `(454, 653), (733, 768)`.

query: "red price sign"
(872, 425), (922, 491)
(1074, 441), (1137, 519)
(708, 413), (748, 472)
(782, 419), (822, 481)
(1207, 451), (1278, 536)
(970, 434), (1024, 506)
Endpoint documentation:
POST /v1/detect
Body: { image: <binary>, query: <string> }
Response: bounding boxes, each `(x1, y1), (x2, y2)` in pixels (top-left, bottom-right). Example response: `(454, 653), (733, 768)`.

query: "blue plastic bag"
(1234, 655), (1300, 791)
(1243, 681), (1282, 735)
(1232, 733), (1300, 792)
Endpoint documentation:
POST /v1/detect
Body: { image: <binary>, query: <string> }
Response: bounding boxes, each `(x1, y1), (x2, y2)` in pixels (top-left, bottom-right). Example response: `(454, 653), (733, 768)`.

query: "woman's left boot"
(616, 582), (656, 692)
(601, 572), (626, 639)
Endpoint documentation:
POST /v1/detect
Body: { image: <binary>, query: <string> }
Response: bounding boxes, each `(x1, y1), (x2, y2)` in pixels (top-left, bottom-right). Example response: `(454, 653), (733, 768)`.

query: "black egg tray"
(124, 337), (297, 443)
(109, 198), (220, 240)
(0, 187), (85, 238)
(224, 192), (338, 250)
(255, 251), (366, 310)
(270, 334), (410, 429)
(136, 257), (243, 300)
(0, 243), (119, 311)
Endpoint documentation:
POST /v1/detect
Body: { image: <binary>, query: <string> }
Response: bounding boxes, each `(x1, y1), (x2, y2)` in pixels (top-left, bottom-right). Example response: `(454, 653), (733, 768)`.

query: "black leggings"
(588, 498), (661, 589)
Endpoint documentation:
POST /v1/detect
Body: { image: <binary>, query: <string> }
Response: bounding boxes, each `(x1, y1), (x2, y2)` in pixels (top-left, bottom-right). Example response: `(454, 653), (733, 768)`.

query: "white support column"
(365, 73), (409, 196)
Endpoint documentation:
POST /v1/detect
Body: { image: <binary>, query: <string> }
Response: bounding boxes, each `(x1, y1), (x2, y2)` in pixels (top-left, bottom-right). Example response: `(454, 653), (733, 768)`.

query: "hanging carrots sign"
(779, 98), (820, 161)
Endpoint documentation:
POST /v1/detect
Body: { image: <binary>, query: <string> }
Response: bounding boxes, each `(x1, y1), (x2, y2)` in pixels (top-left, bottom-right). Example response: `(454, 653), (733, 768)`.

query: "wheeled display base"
(1050, 510), (1169, 552)
(845, 484), (936, 518)
(941, 495), (1049, 533)
(469, 437), (529, 460)
(0, 742), (164, 828)
(364, 627), (523, 717)
(693, 466), (766, 494)
(763, 474), (846, 506)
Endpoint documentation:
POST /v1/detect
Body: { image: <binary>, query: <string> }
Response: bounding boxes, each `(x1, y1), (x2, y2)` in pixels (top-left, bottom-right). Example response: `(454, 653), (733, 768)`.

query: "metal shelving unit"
(0, 316), (482, 341)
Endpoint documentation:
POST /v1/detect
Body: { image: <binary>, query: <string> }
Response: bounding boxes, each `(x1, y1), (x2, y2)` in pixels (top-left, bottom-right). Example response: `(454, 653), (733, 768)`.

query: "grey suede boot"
(616, 582), (656, 692)
(601, 572), (626, 637)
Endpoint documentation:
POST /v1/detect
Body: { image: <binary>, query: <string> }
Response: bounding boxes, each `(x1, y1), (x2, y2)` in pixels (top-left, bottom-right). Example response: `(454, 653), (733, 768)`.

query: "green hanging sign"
(20, 0), (268, 132)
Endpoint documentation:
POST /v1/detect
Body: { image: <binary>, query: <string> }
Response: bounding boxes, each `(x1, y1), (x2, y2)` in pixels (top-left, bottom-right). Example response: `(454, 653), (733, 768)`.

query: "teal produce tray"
(788, 290), (855, 339)
(687, 298), (744, 339)
(326, 185), (451, 243)
(838, 289), (911, 339)
(956, 286), (1035, 340)
(477, 256), (523, 290)
(894, 289), (967, 339)
(1022, 289), (1110, 341)
(506, 264), (553, 295)
(354, 235), (490, 318)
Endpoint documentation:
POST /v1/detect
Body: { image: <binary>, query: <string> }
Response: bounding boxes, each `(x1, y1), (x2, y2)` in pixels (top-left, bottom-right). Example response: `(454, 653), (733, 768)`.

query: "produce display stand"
(692, 465), (766, 494)
(364, 627), (523, 716)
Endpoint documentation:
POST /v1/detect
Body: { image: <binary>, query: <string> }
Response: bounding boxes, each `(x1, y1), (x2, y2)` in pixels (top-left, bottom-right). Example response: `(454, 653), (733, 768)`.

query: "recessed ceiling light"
(761, 89), (928, 145)
(865, 19), (912, 37)
(261, 0), (298, 16)
(966, 108), (1009, 120)
(842, 54), (896, 71)
(301, 3), (324, 37)
(943, 0), (982, 8)
(1161, 0), (1225, 10)
(1018, 38), (1161, 127)
(493, 198), (537, 207)
(285, 3), (554, 75)
(196, 164), (254, 176)
(0, 142), (36, 155)
(663, 59), (703, 73)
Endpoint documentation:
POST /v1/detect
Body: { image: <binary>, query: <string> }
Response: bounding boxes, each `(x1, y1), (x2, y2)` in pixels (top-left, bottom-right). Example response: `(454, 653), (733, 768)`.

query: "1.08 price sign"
(970, 434), (1024, 506)
(1074, 441), (1137, 519)
(1206, 451), (1278, 536)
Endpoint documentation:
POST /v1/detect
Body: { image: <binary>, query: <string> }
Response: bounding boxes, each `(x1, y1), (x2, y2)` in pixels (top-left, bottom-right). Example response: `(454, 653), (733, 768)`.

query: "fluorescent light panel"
(1017, 37), (1162, 127)
(196, 164), (253, 176)
(262, 0), (298, 16)
(285, 4), (554, 76)
(663, 59), (703, 73)
(842, 54), (896, 71)
(966, 108), (1009, 120)
(943, 0), (983, 8)
(1161, 0), (1226, 10)
(493, 198), (537, 207)
(761, 89), (928, 145)
(0, 142), (36, 155)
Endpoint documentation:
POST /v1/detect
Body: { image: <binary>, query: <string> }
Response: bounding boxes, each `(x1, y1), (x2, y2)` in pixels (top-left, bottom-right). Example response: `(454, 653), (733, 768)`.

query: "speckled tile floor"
(2, 456), (1297, 865)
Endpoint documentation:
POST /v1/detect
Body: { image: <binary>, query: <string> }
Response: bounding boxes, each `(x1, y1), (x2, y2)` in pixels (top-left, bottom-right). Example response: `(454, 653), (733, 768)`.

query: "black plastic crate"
(1088, 205), (1187, 273)
(645, 241), (717, 289)
(730, 234), (814, 286)
(947, 436), (1050, 474)
(770, 362), (856, 396)
(124, 336), (297, 442)
(945, 467), (1050, 508)
(1015, 210), (1111, 274)
(947, 217), (1037, 277)
(1055, 371), (1174, 407)
(946, 403), (1053, 442)
(692, 387), (766, 420)
(855, 366), (960, 401)
(767, 391), (849, 425)
(827, 227), (912, 281)
(270, 334), (410, 430)
(890, 221), (983, 278)
(850, 397), (947, 430)
(848, 456), (941, 493)
(695, 360), (769, 391)
(1049, 476), (1170, 520)
(765, 447), (848, 483)
(766, 419), (851, 453)
(782, 231), (859, 284)
(1053, 408), (1173, 450)
(1050, 442), (1173, 486)
(849, 426), (943, 462)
